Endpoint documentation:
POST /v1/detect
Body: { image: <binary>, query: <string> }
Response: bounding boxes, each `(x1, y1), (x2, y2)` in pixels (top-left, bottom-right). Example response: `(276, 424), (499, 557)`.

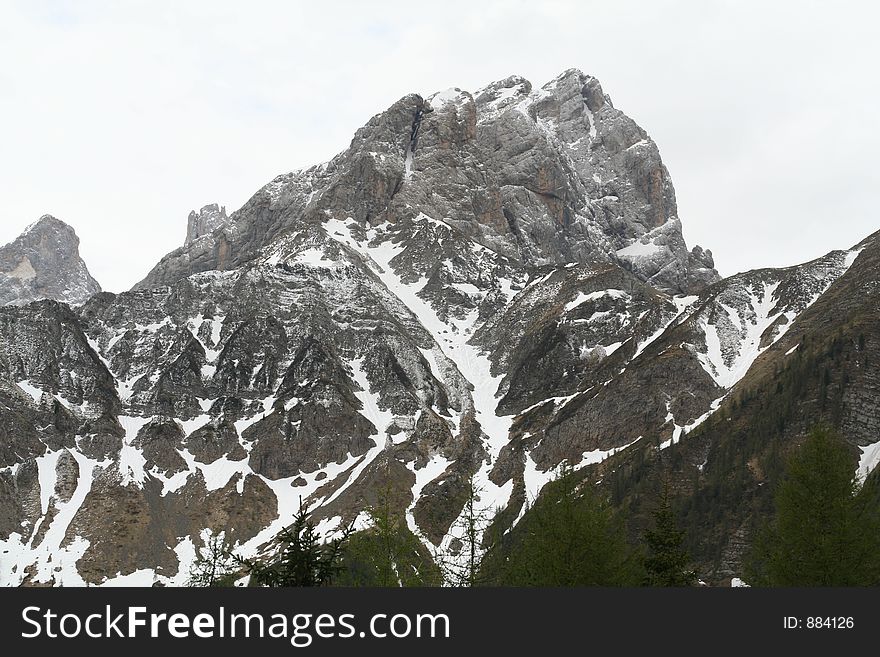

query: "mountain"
(0, 69), (875, 586)
(135, 70), (718, 294)
(0, 215), (101, 306)
(592, 228), (880, 579)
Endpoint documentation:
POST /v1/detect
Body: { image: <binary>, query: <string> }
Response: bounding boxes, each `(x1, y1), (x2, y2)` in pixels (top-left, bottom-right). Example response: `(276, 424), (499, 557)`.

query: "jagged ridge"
(0, 70), (876, 587)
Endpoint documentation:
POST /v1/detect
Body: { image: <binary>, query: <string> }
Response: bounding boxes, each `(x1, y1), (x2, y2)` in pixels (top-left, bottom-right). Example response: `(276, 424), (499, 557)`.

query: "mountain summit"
(136, 69), (718, 294)
(0, 70), (875, 587)
(0, 215), (101, 306)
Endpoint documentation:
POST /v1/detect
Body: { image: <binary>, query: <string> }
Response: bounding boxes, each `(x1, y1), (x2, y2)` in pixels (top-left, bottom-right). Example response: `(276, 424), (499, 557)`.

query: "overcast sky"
(1, 0), (878, 292)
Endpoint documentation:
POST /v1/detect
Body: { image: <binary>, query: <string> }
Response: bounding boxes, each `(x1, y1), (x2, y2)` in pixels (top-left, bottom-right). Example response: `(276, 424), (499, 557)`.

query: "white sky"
(1, 0), (878, 292)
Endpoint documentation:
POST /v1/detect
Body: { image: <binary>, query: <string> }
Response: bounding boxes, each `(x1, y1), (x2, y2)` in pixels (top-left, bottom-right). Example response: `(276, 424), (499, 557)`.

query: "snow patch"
(405, 454), (452, 536)
(327, 220), (515, 522)
(1, 449), (108, 586)
(617, 239), (663, 258)
(857, 441), (880, 483)
(348, 357), (396, 444)
(696, 282), (783, 389)
(429, 87), (467, 109)
(100, 569), (157, 587)
(16, 380), (43, 404)
(661, 397), (725, 450)
(35, 450), (61, 515)
(564, 289), (629, 313)
(117, 416), (151, 487)
(296, 247), (334, 268)
(584, 105), (598, 140)
(573, 437), (639, 470)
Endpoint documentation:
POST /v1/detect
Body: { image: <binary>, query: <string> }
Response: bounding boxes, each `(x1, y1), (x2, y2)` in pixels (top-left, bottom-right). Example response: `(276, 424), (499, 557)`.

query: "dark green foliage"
(486, 468), (644, 586)
(642, 488), (697, 586)
(745, 426), (880, 586)
(628, 335), (870, 581)
(337, 492), (441, 587)
(236, 507), (351, 587)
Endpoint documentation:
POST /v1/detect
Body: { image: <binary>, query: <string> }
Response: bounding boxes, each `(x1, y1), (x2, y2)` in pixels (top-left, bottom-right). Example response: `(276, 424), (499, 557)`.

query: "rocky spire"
(185, 203), (229, 246)
(0, 215), (101, 306)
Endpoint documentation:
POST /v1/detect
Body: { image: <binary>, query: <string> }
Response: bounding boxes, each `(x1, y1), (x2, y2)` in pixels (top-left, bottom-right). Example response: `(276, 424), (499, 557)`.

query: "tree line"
(188, 425), (880, 587)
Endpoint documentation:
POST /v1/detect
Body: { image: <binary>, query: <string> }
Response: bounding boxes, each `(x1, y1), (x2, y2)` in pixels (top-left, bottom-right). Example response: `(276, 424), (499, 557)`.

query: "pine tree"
(642, 487), (696, 586)
(436, 471), (493, 587)
(187, 533), (238, 587)
(338, 484), (440, 586)
(495, 467), (643, 586)
(745, 425), (880, 586)
(236, 505), (351, 587)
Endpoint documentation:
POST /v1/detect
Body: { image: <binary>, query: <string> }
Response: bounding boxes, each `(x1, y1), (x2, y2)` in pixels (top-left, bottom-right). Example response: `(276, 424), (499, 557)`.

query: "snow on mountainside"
(1, 211), (866, 586)
(0, 216), (101, 306)
(0, 69), (876, 586)
(616, 231), (880, 579)
(690, 248), (863, 390)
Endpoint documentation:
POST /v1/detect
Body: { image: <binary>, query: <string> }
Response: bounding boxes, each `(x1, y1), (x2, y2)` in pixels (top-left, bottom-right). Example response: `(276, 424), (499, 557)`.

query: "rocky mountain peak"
(2, 69), (878, 588)
(135, 69), (719, 295)
(472, 74), (532, 105)
(185, 203), (229, 246)
(0, 215), (101, 306)
(25, 214), (70, 235)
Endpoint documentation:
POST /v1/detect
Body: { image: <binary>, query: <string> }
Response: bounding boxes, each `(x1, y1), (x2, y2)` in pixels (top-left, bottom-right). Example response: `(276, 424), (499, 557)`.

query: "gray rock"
(133, 71), (718, 295)
(3, 68), (874, 585)
(53, 449), (80, 503)
(0, 216), (101, 306)
(185, 204), (229, 247)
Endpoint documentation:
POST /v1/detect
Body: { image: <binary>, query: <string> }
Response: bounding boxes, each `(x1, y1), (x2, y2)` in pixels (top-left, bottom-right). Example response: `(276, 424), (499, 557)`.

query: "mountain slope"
(575, 230), (880, 580)
(0, 70), (876, 586)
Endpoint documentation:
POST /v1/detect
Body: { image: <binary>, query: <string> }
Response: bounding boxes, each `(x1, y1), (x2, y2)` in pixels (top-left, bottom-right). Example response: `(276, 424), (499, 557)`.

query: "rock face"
(0, 216), (101, 306)
(135, 69), (718, 295)
(185, 204), (229, 247)
(0, 69), (877, 586)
